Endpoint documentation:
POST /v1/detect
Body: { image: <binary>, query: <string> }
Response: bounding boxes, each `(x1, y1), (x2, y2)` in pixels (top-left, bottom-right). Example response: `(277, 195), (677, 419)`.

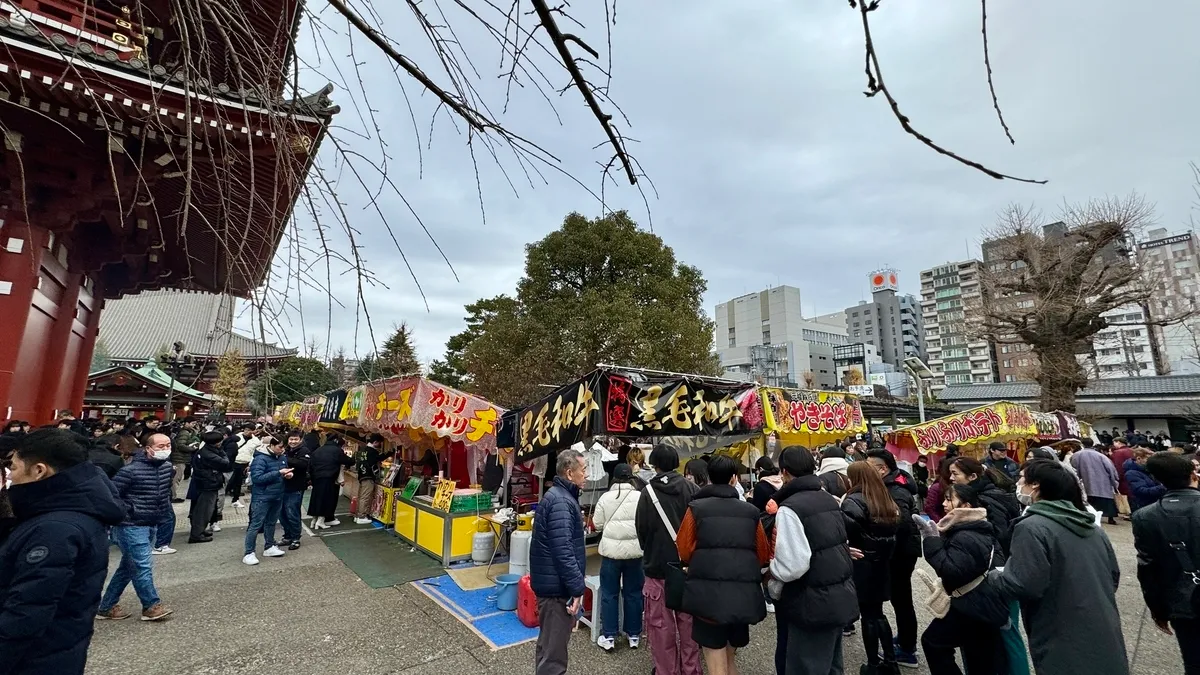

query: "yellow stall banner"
(897, 401), (1037, 455)
(760, 388), (867, 447)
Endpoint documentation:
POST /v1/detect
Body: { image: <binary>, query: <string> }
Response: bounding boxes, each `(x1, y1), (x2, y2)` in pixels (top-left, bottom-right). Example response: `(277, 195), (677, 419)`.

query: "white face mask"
(1017, 491), (1033, 507)
(151, 449), (171, 461)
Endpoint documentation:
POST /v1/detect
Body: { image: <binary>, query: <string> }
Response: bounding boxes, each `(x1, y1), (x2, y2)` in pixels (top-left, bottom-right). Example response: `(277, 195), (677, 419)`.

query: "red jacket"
(1110, 447), (1133, 495)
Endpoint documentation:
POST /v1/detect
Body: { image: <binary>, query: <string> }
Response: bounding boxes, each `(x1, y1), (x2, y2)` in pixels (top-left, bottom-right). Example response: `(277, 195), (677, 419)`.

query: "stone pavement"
(85, 497), (1185, 675)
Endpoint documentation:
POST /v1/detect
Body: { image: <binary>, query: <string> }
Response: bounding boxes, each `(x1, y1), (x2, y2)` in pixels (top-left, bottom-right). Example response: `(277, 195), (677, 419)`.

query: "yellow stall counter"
(392, 495), (496, 566)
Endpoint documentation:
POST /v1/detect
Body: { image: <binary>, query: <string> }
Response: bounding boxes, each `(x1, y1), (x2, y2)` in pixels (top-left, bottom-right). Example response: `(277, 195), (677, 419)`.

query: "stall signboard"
(849, 385), (875, 397)
(898, 401), (1037, 455)
(400, 476), (423, 500)
(430, 478), (457, 512)
(358, 377), (503, 452)
(1032, 412), (1061, 441)
(298, 396), (324, 430)
(340, 386), (366, 422)
(1055, 411), (1093, 441)
(320, 390), (348, 424)
(760, 388), (866, 439)
(600, 372), (757, 438)
(516, 372), (603, 462)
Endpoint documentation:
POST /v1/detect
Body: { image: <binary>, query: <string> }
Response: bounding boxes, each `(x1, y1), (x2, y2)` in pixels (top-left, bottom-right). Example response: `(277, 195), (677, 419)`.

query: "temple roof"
(98, 289), (296, 362)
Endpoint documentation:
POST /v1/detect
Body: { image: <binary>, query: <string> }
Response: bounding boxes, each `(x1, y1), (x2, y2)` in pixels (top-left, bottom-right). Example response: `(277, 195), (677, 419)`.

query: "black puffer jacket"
(0, 462), (125, 675)
(842, 491), (898, 605)
(681, 484), (767, 625)
(309, 442), (353, 480)
(972, 473), (1022, 555)
(284, 444), (313, 492)
(190, 443), (232, 492)
(110, 454), (173, 526)
(772, 475), (859, 628)
(883, 469), (921, 559)
(922, 506), (1008, 624)
(87, 441), (124, 479)
(1132, 488), (1200, 621)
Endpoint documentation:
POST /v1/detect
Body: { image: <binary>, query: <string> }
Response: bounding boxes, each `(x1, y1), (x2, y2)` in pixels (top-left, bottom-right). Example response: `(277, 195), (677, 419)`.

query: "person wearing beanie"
(817, 446), (851, 498)
(592, 463), (644, 651)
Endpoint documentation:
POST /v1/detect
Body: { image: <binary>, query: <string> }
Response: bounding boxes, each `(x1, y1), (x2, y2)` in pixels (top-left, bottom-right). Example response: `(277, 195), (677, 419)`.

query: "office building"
(1139, 228), (1200, 374)
(843, 269), (924, 369)
(920, 261), (996, 391)
(714, 286), (849, 389)
(833, 343), (882, 387)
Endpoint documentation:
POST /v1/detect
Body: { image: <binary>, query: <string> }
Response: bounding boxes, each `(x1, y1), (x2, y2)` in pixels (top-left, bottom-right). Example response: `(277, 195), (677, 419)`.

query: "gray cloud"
(236, 0), (1200, 371)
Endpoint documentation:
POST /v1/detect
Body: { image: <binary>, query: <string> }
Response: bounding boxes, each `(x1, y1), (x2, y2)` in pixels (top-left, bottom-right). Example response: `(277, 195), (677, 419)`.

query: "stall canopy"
(512, 366), (763, 461)
(886, 401), (1037, 456)
(350, 377), (503, 453)
(760, 388), (867, 448)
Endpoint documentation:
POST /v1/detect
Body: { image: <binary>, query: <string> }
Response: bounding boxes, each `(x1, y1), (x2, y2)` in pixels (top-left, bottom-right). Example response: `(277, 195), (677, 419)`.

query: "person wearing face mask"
(242, 434), (292, 566)
(0, 429), (125, 675)
(984, 460), (1128, 675)
(96, 433), (176, 621)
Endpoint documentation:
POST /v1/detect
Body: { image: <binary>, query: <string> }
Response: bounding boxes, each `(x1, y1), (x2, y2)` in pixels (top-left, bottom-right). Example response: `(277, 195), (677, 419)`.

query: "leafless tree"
(974, 195), (1190, 412)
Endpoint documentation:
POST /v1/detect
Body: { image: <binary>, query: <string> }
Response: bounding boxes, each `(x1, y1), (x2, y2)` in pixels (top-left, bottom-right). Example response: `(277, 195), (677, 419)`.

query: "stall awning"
(886, 401), (1037, 455)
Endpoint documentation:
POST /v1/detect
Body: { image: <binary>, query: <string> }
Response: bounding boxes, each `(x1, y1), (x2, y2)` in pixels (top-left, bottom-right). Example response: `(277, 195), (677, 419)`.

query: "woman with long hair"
(684, 458), (710, 488)
(841, 461), (901, 675)
(628, 446), (656, 485)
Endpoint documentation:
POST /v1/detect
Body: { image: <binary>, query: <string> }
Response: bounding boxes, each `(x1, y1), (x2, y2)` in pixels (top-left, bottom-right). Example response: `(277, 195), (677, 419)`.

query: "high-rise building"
(714, 286), (850, 389)
(919, 261), (996, 391)
(842, 269), (925, 369)
(1139, 228), (1200, 374)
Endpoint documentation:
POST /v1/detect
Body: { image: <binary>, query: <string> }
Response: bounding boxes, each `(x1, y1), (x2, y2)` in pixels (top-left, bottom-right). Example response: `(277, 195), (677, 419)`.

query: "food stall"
(758, 387), (867, 451)
(349, 376), (504, 566)
(885, 400), (1039, 465)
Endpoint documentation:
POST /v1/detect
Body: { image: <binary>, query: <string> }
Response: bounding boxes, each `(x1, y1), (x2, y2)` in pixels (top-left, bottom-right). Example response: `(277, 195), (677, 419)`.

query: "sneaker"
(141, 604), (173, 621)
(263, 545), (286, 558)
(212, 523), (222, 532)
(326, 518), (341, 527)
(894, 649), (919, 669)
(233, 500), (246, 509)
(152, 546), (177, 555)
(187, 536), (213, 544)
(96, 605), (131, 620)
(627, 636), (640, 649)
(597, 635), (615, 652)
(843, 623), (857, 637)
(354, 517), (372, 525)
(288, 540), (301, 551)
(765, 601), (775, 613)
(243, 553), (260, 566)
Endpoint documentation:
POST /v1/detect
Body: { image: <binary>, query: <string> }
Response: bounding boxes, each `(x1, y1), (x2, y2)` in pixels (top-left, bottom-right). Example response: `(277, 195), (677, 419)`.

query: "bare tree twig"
(981, 0), (1014, 144)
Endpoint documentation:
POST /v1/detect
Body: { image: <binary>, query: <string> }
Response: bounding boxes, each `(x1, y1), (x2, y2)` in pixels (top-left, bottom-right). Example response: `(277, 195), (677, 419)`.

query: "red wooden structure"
(0, 0), (334, 423)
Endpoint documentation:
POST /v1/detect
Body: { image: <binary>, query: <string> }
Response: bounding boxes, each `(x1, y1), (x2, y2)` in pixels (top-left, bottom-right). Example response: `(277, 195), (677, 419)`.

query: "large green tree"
(379, 322), (421, 376)
(251, 356), (338, 409)
(441, 211), (720, 407)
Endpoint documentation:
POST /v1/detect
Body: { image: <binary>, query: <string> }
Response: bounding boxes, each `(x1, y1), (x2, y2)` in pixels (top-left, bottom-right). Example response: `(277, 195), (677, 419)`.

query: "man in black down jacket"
(280, 431), (312, 549)
(1134, 452), (1200, 673)
(866, 449), (922, 666)
(529, 449), (588, 675)
(769, 446), (858, 675)
(0, 429), (125, 675)
(95, 433), (175, 621)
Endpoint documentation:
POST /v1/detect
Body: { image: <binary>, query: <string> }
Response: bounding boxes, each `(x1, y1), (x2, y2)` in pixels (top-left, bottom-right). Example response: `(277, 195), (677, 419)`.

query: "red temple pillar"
(0, 218), (49, 422)
(33, 270), (83, 418)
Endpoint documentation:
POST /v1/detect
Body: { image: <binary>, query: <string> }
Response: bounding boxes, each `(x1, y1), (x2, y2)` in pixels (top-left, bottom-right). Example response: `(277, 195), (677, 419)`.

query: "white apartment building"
(1085, 305), (1156, 378)
(714, 286), (849, 389)
(1139, 228), (1200, 374)
(919, 261), (996, 391)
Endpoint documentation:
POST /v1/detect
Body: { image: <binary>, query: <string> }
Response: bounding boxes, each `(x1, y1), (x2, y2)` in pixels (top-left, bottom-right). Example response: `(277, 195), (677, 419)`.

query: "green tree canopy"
(440, 211), (720, 408)
(251, 356), (338, 410)
(380, 322), (421, 376)
(90, 338), (112, 373)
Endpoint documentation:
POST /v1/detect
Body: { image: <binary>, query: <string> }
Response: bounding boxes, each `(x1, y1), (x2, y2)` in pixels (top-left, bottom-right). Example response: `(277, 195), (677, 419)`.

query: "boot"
(876, 618), (902, 675)
(314, 517), (326, 529)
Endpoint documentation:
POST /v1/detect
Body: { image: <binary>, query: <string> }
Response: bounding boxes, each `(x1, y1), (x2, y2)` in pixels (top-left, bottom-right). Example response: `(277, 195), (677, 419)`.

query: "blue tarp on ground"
(414, 571), (537, 650)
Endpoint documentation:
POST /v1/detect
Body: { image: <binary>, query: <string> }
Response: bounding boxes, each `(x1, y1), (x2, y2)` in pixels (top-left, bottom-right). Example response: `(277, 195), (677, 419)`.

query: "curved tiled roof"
(939, 375), (1200, 402)
(98, 289), (295, 361)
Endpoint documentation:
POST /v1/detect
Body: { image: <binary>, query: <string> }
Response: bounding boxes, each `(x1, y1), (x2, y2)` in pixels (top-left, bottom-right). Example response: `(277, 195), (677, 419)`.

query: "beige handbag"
(916, 549), (993, 619)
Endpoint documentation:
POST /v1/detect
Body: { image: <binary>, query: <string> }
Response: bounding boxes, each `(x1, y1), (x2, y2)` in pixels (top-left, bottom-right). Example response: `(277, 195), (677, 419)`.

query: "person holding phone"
(242, 435), (292, 566)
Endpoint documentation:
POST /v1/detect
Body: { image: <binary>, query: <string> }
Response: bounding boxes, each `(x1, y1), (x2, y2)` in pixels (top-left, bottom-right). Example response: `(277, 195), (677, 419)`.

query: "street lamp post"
(903, 356), (935, 424)
(160, 341), (194, 422)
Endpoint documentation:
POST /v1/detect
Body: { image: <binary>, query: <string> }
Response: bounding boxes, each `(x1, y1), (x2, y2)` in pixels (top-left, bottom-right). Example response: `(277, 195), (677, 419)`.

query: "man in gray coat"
(1070, 439), (1120, 524)
(985, 459), (1128, 675)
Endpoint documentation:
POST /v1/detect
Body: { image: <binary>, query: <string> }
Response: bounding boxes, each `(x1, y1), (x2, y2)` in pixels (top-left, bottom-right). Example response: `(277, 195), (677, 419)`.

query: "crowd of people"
(529, 435), (1200, 675)
(0, 412), (391, 675)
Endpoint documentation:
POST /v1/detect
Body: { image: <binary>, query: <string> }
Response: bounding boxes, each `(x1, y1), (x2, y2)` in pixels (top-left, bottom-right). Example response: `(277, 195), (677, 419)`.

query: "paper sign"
(400, 477), (422, 500)
(431, 479), (456, 512)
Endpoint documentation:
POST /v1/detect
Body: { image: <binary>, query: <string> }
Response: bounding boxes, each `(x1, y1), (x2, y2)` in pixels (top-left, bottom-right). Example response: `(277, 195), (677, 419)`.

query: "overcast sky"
(236, 1), (1200, 366)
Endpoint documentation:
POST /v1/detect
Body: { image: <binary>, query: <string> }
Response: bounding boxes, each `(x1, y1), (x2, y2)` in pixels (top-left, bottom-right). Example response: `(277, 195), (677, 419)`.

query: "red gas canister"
(517, 575), (540, 628)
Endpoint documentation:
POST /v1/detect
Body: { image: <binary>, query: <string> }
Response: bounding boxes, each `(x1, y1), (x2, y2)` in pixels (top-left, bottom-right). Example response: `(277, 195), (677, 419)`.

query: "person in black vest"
(676, 456), (769, 675)
(843, 460), (901, 675)
(768, 446), (859, 675)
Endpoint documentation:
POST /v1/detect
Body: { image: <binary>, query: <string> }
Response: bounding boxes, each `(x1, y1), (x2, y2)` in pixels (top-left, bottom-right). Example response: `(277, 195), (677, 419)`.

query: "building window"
(865, 329), (873, 336)
(1005, 375), (1015, 382)
(1003, 359), (1011, 368)
(1018, 359), (1029, 367)
(1001, 345), (1009, 354)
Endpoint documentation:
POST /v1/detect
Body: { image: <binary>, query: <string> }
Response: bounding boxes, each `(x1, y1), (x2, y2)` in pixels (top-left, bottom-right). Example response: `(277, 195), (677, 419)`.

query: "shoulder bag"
(646, 482), (686, 611)
(1166, 506), (1200, 614)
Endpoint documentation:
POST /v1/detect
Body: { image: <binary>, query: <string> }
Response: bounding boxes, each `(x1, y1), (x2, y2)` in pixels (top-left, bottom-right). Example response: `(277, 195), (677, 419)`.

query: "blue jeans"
(155, 508), (176, 548)
(100, 525), (160, 611)
(280, 491), (304, 542)
(245, 497), (282, 555)
(599, 556), (644, 639)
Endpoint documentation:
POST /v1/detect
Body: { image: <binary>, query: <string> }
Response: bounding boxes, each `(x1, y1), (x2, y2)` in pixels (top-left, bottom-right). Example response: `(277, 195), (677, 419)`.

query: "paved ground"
(86, 497), (1185, 675)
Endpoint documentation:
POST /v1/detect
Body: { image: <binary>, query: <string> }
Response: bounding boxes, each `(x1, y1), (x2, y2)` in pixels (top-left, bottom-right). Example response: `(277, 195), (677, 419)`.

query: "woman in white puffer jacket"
(592, 463), (645, 651)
